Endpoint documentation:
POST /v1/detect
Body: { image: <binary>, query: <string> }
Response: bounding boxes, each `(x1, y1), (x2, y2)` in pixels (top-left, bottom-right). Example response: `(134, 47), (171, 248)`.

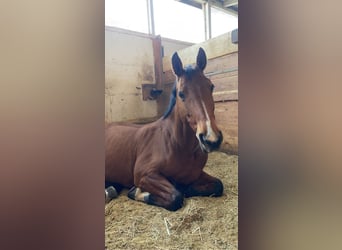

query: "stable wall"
(105, 27), (156, 122)
(105, 26), (191, 123)
(105, 27), (238, 154)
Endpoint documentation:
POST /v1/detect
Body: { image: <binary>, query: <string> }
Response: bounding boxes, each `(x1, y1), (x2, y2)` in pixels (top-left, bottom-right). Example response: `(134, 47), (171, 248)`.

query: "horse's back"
(105, 123), (140, 187)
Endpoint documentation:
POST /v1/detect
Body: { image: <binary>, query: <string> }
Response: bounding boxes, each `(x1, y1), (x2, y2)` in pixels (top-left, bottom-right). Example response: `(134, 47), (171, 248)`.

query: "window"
(153, 0), (204, 43)
(105, 0), (149, 34)
(105, 0), (238, 43)
(211, 7), (238, 38)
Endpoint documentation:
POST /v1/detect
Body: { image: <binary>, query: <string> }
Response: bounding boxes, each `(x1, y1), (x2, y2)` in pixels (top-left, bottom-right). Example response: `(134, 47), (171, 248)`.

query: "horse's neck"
(164, 109), (198, 152)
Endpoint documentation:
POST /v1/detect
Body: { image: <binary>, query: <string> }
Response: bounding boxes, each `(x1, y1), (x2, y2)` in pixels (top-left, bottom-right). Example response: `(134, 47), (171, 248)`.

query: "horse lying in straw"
(105, 48), (223, 211)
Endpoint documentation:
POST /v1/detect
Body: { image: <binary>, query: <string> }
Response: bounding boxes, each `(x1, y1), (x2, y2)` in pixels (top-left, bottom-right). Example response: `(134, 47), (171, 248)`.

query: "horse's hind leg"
(127, 173), (184, 211)
(105, 186), (118, 203)
(105, 181), (123, 203)
(183, 171), (223, 198)
(105, 181), (124, 193)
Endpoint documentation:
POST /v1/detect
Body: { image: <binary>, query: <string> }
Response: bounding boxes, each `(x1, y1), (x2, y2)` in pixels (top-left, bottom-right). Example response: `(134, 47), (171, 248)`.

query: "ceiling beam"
(176, 0), (238, 17)
(223, 0), (238, 8)
(175, 0), (202, 9)
(201, 0), (238, 16)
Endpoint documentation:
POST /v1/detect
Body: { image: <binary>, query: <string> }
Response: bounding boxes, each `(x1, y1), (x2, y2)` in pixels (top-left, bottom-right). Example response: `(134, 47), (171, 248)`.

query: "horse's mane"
(162, 83), (177, 119)
(162, 66), (197, 119)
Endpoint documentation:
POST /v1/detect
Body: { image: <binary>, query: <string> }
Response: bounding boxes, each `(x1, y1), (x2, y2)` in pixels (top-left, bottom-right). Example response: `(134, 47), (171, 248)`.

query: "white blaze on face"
(201, 101), (218, 142)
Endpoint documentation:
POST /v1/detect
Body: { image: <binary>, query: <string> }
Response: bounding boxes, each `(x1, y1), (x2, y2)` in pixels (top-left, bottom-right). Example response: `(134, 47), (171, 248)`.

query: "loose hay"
(105, 152), (238, 250)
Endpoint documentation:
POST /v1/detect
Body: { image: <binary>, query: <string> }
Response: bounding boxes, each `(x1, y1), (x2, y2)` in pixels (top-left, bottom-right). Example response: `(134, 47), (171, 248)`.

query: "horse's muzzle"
(198, 131), (223, 153)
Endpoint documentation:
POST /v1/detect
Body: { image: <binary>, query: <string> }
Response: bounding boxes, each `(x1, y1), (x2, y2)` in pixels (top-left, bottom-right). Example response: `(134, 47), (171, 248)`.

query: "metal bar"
(202, 1), (212, 40)
(202, 2), (207, 40)
(192, 0), (238, 16)
(146, 0), (155, 35)
(208, 1), (212, 39)
(223, 0), (238, 8)
(146, 0), (151, 34)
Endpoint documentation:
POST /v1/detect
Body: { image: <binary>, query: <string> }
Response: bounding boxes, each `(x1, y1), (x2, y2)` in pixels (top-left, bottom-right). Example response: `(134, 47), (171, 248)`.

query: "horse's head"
(171, 48), (223, 153)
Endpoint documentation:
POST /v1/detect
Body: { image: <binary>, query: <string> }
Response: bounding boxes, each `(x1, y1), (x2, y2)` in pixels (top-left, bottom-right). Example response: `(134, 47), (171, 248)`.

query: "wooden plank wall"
(162, 32), (238, 72)
(207, 52), (238, 155)
(161, 31), (238, 155)
(215, 101), (238, 154)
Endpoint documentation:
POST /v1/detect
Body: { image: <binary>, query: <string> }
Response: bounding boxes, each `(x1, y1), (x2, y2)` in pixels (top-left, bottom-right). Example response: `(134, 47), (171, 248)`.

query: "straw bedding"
(105, 152), (238, 250)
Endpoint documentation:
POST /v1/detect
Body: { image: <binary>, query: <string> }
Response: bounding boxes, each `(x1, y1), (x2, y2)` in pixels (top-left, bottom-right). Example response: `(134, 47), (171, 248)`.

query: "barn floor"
(105, 152), (238, 250)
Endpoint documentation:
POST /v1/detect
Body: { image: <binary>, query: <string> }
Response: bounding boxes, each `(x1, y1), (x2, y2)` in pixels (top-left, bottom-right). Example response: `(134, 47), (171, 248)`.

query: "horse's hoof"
(105, 186), (118, 203)
(167, 190), (184, 211)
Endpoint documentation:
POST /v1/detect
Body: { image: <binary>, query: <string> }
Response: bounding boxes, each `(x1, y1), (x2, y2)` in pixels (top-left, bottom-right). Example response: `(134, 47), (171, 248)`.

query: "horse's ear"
(196, 47), (207, 71)
(171, 52), (184, 77)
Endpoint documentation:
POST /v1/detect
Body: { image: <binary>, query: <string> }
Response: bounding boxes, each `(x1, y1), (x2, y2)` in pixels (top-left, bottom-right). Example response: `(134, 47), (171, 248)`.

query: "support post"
(203, 1), (212, 40)
(146, 0), (155, 35)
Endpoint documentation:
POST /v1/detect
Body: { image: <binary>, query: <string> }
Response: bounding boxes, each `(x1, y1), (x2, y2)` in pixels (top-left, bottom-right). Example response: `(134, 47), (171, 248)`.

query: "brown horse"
(105, 48), (223, 211)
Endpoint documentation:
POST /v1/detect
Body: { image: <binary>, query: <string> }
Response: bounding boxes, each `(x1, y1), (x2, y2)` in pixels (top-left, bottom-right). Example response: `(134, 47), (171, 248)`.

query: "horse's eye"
(210, 84), (215, 92)
(178, 91), (185, 101)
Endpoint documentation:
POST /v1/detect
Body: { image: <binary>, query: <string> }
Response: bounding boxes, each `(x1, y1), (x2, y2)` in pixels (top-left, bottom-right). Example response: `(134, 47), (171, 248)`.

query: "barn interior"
(105, 0), (238, 155)
(105, 1), (238, 249)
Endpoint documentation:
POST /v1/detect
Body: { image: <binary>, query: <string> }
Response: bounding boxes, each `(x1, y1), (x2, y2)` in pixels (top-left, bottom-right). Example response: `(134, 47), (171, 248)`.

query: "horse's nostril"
(201, 131), (223, 150)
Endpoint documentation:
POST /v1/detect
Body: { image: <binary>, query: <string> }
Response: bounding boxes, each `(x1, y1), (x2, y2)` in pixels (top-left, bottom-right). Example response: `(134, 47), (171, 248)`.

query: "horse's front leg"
(182, 171), (223, 198)
(127, 172), (184, 211)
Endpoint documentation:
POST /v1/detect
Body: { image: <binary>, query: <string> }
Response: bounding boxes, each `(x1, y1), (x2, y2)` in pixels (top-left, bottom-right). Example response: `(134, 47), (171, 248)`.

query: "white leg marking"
(134, 187), (150, 201)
